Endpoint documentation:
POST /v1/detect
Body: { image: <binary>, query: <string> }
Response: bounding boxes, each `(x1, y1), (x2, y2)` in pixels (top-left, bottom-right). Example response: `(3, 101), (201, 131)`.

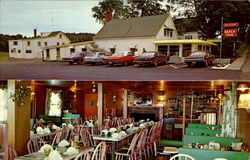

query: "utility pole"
(220, 17), (224, 59)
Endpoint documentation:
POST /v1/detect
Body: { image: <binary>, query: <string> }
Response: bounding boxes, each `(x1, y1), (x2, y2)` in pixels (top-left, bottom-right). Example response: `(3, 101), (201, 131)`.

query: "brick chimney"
(34, 29), (37, 37)
(105, 12), (112, 23)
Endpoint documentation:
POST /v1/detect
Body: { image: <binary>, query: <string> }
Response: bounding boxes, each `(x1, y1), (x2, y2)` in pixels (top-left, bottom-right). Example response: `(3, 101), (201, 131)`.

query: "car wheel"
(124, 62), (128, 66)
(154, 61), (158, 67)
(77, 61), (81, 65)
(109, 63), (113, 66)
(91, 62), (95, 65)
(187, 63), (191, 67)
(69, 62), (73, 65)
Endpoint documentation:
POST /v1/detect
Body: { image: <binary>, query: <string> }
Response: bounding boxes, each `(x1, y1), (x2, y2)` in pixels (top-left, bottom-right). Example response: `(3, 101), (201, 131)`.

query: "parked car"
(103, 51), (135, 66)
(84, 52), (111, 65)
(61, 52), (86, 65)
(184, 51), (215, 67)
(133, 51), (170, 67)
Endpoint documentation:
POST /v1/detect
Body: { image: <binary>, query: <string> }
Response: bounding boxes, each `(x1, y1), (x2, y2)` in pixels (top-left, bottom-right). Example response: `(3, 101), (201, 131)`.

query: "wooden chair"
(8, 146), (17, 160)
(80, 129), (94, 147)
(91, 142), (106, 160)
(115, 133), (139, 160)
(27, 137), (47, 153)
(170, 154), (195, 160)
(74, 152), (91, 160)
(51, 131), (63, 146)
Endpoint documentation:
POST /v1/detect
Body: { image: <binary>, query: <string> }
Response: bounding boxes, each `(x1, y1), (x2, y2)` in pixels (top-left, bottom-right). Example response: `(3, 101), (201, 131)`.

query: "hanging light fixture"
(237, 83), (249, 92)
(92, 81), (97, 93)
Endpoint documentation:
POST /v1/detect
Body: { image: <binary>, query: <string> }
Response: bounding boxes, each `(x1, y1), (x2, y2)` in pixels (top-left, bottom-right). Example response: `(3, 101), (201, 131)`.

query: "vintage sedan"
(184, 51), (215, 67)
(103, 51), (135, 66)
(84, 52), (111, 65)
(133, 51), (169, 67)
(61, 52), (86, 65)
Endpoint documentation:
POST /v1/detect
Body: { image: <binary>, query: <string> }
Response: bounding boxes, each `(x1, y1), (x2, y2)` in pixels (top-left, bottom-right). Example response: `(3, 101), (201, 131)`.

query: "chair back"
(74, 152), (91, 160)
(127, 133), (139, 154)
(91, 142), (106, 160)
(170, 154), (195, 160)
(8, 146), (17, 160)
(80, 129), (94, 147)
(61, 128), (69, 140)
(27, 138), (46, 153)
(51, 131), (63, 146)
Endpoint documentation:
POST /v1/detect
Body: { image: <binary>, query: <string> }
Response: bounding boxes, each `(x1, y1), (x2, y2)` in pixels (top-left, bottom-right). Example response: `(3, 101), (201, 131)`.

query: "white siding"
(8, 32), (70, 59)
(155, 16), (178, 40)
(94, 37), (155, 55)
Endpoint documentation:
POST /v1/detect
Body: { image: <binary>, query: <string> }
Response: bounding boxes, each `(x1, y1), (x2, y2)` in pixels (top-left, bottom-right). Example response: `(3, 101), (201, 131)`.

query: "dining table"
(93, 123), (153, 160)
(14, 146), (94, 160)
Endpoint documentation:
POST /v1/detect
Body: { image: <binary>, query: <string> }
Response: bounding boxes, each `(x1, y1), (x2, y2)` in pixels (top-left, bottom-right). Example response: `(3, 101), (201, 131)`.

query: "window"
(70, 48), (75, 53)
(38, 42), (41, 46)
(183, 44), (192, 57)
(0, 88), (8, 122)
(62, 43), (65, 45)
(164, 28), (173, 37)
(45, 42), (48, 46)
(13, 41), (18, 45)
(27, 41), (31, 46)
(185, 35), (193, 39)
(82, 48), (87, 52)
(26, 50), (32, 53)
(46, 89), (62, 116)
(57, 42), (60, 45)
(59, 34), (62, 39)
(11, 49), (14, 53)
(18, 50), (21, 53)
(198, 45), (202, 51)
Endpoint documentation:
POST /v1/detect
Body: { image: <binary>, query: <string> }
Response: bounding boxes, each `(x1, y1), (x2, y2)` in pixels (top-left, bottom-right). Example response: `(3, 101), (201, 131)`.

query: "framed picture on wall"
(133, 92), (153, 106)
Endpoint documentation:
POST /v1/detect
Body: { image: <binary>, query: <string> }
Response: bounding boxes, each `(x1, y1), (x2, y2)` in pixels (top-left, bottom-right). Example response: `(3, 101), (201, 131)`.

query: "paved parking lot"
(0, 62), (241, 80)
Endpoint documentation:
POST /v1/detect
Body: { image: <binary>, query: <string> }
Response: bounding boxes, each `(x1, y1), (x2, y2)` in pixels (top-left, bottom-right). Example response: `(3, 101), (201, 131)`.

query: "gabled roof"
(93, 14), (170, 39)
(8, 31), (66, 41)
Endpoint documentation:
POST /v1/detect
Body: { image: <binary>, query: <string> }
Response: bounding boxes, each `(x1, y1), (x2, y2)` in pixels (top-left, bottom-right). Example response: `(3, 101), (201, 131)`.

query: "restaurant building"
(93, 14), (216, 62)
(0, 80), (250, 160)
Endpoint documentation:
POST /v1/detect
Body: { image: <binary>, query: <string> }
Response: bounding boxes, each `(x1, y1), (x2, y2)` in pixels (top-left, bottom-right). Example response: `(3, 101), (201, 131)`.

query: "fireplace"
(128, 106), (163, 121)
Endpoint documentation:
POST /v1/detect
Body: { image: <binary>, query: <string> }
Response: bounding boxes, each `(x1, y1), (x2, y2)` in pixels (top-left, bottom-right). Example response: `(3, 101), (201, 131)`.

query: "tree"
(92, 0), (126, 24)
(92, 0), (169, 24)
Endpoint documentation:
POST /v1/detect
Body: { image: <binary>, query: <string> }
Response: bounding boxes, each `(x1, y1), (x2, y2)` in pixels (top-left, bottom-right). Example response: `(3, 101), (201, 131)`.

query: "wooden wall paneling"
(237, 109), (250, 148)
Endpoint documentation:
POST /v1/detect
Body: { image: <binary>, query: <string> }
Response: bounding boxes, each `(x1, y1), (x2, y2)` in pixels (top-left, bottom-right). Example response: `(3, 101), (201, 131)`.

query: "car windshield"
(112, 52), (128, 57)
(86, 53), (94, 57)
(141, 52), (156, 56)
(190, 52), (206, 56)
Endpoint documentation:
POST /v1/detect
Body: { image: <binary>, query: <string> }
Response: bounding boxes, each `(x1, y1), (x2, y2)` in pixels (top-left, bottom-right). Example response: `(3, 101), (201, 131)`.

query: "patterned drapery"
(221, 82), (237, 138)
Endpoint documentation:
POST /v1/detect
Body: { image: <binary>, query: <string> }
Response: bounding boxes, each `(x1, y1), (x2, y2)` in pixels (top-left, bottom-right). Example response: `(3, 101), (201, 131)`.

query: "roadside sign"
(224, 28), (238, 38)
(224, 23), (239, 27)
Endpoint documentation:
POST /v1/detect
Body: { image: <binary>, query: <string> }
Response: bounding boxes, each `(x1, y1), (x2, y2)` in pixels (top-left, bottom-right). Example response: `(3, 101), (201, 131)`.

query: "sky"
(0, 0), (103, 37)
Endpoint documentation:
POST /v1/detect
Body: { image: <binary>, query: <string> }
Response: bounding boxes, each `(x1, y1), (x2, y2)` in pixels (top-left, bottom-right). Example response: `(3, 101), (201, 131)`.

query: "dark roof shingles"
(93, 14), (169, 39)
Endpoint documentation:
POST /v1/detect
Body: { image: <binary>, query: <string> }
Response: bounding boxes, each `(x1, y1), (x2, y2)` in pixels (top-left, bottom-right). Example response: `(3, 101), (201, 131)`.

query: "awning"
(153, 39), (217, 46)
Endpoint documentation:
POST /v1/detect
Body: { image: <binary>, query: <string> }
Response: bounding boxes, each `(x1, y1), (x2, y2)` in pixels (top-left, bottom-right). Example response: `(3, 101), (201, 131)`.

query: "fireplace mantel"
(128, 106), (163, 121)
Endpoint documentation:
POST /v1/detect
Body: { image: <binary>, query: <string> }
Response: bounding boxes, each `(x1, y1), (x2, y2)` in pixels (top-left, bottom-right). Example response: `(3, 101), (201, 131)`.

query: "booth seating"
(187, 124), (222, 130)
(185, 128), (221, 136)
(178, 148), (250, 160)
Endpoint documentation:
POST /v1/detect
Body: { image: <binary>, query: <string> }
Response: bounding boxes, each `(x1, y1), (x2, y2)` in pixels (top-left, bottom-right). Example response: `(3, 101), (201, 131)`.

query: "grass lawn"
(0, 52), (9, 57)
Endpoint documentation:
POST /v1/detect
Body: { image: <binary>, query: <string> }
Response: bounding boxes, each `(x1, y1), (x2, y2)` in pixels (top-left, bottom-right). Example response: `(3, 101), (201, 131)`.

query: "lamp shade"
(237, 83), (249, 92)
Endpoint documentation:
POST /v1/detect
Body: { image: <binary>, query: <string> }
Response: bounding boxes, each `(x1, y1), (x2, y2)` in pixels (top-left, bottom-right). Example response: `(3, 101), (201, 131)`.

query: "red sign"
(224, 23), (239, 28)
(224, 28), (238, 38)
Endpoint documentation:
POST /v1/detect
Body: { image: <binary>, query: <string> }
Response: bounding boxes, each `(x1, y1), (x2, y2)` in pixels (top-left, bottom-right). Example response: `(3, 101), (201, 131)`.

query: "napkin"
(63, 147), (79, 155)
(58, 140), (70, 147)
(139, 124), (146, 129)
(119, 131), (127, 137)
(109, 127), (117, 133)
(52, 124), (60, 130)
(44, 150), (63, 160)
(36, 127), (43, 134)
(38, 144), (53, 153)
(43, 128), (51, 134)
(112, 133), (121, 139)
(101, 129), (109, 135)
(68, 123), (74, 130)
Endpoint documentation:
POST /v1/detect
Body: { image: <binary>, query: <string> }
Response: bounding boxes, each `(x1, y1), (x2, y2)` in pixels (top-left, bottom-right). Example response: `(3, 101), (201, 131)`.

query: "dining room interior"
(0, 80), (250, 160)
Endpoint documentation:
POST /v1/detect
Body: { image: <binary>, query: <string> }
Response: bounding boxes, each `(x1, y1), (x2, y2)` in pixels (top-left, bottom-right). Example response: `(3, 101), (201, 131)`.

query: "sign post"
(220, 17), (223, 59)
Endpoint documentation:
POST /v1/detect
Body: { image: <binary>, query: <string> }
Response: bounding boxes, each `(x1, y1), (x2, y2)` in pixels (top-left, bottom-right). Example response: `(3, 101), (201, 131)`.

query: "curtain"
(45, 88), (62, 116)
(221, 83), (237, 138)
(0, 88), (7, 122)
